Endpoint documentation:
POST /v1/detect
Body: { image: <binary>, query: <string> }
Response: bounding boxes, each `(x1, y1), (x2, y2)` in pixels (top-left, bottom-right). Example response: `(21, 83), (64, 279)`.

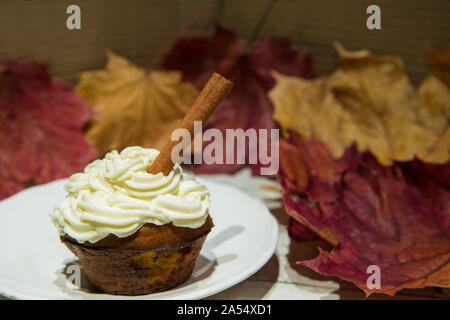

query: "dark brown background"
(0, 0), (449, 85)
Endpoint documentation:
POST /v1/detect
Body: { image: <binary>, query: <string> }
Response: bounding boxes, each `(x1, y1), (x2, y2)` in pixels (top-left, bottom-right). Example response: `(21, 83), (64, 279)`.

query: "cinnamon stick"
(148, 72), (233, 175)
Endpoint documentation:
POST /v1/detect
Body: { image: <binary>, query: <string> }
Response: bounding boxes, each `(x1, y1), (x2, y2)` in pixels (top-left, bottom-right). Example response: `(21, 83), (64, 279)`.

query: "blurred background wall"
(0, 0), (448, 85)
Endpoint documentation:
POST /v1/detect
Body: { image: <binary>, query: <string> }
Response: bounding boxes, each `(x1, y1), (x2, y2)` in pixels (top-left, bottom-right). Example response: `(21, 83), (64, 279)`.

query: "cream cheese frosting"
(50, 146), (210, 244)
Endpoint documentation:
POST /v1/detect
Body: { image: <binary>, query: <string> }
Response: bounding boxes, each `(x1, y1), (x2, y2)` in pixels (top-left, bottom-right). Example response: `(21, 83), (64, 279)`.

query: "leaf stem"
(244, 0), (277, 52)
(148, 0), (218, 71)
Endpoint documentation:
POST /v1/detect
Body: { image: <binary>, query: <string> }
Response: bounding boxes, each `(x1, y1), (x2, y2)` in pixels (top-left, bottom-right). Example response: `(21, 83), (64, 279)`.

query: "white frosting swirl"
(50, 147), (210, 244)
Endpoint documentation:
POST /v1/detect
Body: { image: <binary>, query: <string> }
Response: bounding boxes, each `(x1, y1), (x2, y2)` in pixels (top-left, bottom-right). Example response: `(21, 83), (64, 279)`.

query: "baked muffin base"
(61, 217), (213, 296)
(63, 235), (206, 296)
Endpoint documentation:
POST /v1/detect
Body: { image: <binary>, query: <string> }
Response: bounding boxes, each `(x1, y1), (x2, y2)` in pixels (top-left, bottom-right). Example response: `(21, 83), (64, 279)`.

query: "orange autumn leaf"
(76, 52), (198, 156)
(429, 46), (450, 87)
(270, 43), (450, 165)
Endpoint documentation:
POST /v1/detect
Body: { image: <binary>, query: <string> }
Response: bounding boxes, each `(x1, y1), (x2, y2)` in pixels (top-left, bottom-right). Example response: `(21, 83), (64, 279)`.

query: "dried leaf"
(271, 43), (450, 165)
(0, 59), (96, 200)
(288, 218), (320, 242)
(280, 134), (358, 246)
(276, 46), (450, 295)
(162, 26), (313, 174)
(77, 52), (198, 156)
(280, 134), (450, 295)
(429, 46), (450, 86)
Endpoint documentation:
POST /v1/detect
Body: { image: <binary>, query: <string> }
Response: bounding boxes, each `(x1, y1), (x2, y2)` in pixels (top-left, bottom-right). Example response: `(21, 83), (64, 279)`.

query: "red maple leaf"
(279, 133), (450, 295)
(162, 26), (314, 175)
(0, 59), (97, 200)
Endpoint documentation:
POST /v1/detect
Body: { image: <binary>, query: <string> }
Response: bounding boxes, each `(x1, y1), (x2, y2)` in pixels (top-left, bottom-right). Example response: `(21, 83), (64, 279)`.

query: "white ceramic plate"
(0, 178), (277, 300)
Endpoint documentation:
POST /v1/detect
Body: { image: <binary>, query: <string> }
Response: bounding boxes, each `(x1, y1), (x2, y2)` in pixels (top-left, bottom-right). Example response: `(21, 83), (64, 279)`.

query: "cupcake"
(50, 146), (213, 296)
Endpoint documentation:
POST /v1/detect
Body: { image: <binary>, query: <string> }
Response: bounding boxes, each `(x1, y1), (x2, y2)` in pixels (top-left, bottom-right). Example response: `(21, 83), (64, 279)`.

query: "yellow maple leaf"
(76, 52), (198, 156)
(270, 43), (450, 165)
